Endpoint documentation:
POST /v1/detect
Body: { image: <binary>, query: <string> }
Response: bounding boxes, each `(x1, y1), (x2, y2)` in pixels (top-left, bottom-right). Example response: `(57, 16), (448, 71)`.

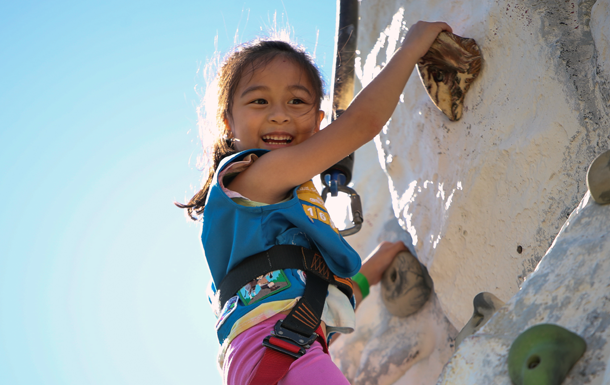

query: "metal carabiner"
(321, 184), (363, 236)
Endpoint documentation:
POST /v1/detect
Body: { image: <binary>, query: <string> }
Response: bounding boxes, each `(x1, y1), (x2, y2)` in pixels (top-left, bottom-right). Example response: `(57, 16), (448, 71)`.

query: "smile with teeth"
(262, 134), (293, 145)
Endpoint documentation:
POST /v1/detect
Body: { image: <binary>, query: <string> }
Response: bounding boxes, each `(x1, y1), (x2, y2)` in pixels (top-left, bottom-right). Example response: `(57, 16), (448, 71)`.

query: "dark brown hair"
(176, 39), (325, 220)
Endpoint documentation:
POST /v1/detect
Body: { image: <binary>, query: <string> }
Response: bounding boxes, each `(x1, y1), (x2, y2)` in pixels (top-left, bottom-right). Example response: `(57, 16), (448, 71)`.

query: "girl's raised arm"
(230, 21), (452, 204)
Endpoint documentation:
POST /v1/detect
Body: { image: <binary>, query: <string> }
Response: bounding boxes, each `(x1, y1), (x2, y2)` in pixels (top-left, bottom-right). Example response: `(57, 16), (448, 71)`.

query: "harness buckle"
(262, 320), (318, 359)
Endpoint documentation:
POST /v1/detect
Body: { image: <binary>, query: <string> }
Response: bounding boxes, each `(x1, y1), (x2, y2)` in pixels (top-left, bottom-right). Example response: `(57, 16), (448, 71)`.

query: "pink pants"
(223, 313), (350, 385)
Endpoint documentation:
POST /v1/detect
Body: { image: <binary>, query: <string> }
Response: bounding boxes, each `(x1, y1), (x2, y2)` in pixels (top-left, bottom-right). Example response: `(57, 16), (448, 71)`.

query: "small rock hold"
(381, 250), (433, 318)
(586, 149), (610, 205)
(455, 292), (505, 348)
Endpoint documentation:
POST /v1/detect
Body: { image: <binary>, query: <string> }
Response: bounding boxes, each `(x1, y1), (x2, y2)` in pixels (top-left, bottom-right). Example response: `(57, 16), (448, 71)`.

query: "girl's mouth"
(262, 134), (293, 145)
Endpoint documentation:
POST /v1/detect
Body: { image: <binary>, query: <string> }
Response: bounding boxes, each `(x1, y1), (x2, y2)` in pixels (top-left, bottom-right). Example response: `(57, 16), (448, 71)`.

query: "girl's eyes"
(250, 98), (307, 105)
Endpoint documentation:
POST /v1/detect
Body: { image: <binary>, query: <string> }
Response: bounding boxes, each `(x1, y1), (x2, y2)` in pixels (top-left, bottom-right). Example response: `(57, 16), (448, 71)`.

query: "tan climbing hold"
(417, 32), (482, 121)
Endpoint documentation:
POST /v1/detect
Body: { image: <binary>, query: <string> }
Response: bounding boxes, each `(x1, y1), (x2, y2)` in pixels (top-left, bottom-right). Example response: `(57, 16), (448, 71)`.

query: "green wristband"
(352, 272), (370, 300)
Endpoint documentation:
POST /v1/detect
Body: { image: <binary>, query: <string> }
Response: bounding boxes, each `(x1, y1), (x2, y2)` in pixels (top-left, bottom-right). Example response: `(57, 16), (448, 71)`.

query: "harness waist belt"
(215, 245), (353, 314)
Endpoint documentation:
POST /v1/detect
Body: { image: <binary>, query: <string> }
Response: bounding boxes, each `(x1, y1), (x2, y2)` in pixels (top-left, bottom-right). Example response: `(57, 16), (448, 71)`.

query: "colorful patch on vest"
(297, 269), (307, 284)
(297, 181), (326, 209)
(297, 181), (339, 233)
(215, 295), (238, 330)
(237, 270), (292, 306)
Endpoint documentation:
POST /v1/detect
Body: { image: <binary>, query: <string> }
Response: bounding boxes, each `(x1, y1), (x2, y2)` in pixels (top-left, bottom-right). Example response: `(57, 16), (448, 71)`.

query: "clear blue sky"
(0, 1), (336, 384)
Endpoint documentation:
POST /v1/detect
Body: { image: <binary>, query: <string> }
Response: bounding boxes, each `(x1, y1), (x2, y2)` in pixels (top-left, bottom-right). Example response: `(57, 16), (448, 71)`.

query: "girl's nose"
(268, 105), (290, 124)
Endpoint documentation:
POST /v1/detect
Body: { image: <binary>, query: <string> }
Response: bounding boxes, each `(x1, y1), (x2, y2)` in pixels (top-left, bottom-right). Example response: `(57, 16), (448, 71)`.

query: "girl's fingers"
(401, 20), (453, 59)
(360, 241), (410, 286)
(434, 21), (453, 33)
(393, 240), (408, 250)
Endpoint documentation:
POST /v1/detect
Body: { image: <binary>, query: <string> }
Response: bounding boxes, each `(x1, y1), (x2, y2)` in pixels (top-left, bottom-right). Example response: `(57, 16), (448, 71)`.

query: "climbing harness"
(215, 245), (354, 385)
(321, 0), (363, 237)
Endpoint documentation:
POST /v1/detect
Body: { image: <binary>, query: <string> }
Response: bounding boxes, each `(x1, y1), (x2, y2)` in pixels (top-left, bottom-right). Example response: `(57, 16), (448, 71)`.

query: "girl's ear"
(314, 110), (325, 133)
(223, 117), (233, 136)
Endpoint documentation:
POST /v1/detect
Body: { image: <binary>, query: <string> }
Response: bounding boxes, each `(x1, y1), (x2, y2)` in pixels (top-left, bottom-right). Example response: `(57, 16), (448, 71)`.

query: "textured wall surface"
(438, 193), (610, 385)
(330, 0), (610, 383)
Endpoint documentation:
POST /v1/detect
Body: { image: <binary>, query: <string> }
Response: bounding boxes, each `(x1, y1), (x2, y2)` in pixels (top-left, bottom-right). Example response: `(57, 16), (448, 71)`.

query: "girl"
(179, 20), (452, 385)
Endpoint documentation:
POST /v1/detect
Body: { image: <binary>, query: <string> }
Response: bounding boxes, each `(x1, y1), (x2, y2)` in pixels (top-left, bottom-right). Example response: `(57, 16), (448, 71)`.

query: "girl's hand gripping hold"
(401, 21), (453, 60)
(353, 241), (408, 305)
(329, 241), (408, 346)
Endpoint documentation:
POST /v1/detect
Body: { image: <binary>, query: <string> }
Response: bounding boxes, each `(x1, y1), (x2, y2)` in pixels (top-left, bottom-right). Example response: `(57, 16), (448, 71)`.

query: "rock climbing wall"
(438, 193), (610, 384)
(329, 0), (610, 384)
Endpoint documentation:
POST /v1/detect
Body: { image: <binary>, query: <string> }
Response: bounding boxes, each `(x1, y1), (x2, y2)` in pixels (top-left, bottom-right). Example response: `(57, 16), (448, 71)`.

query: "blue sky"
(0, 1), (337, 384)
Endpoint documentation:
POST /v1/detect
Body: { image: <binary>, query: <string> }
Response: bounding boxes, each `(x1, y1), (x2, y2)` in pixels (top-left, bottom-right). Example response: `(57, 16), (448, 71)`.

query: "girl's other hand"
(401, 21), (453, 60)
(359, 241), (408, 286)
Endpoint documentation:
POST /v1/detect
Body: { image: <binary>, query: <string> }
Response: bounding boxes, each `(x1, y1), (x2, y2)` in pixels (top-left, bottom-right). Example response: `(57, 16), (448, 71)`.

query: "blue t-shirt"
(202, 149), (361, 343)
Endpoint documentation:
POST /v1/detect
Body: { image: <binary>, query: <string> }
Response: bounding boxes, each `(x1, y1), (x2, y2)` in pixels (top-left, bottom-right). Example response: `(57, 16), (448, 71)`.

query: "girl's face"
(227, 57), (324, 152)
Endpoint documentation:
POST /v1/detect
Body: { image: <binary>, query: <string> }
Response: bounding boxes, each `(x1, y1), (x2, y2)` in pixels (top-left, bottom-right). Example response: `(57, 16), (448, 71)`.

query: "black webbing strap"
(216, 245), (352, 312)
(215, 245), (353, 338)
(282, 273), (328, 337)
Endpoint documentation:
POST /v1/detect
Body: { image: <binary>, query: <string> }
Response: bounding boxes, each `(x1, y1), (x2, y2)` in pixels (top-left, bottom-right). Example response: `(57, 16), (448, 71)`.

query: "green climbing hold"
(508, 324), (586, 385)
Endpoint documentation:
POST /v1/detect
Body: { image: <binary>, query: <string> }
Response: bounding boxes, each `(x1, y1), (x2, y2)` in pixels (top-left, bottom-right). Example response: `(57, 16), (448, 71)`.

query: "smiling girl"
(178, 21), (451, 385)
